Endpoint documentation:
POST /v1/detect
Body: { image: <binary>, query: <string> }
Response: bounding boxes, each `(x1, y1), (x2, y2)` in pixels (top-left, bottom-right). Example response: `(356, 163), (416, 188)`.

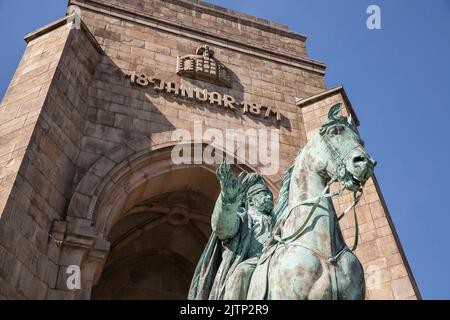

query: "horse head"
(306, 104), (376, 191)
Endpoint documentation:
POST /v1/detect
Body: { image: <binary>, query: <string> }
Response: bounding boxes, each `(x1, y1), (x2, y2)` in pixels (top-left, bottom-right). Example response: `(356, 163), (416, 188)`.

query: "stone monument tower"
(0, 0), (420, 299)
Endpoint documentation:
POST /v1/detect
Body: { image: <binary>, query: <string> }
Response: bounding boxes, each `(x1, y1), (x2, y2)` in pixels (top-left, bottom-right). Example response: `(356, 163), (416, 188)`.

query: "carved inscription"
(127, 72), (282, 122)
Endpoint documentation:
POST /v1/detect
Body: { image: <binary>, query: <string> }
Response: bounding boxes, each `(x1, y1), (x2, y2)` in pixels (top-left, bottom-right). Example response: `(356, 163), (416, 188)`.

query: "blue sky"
(1, 1), (449, 299)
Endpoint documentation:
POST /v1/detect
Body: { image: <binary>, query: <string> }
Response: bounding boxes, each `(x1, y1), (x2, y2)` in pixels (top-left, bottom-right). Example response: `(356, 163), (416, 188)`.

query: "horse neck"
(282, 151), (345, 257)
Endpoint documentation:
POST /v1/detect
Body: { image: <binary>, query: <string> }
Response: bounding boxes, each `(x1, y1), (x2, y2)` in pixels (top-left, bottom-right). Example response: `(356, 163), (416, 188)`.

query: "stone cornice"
(296, 85), (360, 126)
(24, 14), (105, 55)
(69, 0), (327, 75)
(158, 0), (305, 40)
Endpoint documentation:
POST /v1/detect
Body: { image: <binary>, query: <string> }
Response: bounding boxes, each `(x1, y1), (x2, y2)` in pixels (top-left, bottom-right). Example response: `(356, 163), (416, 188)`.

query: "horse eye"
(328, 126), (344, 135)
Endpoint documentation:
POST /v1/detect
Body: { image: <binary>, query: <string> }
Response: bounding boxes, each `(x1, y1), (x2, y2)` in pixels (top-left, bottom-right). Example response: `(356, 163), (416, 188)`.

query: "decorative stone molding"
(47, 218), (110, 298)
(177, 45), (232, 87)
(68, 0), (327, 74)
(49, 219), (110, 258)
(65, 134), (278, 235)
(296, 85), (360, 126)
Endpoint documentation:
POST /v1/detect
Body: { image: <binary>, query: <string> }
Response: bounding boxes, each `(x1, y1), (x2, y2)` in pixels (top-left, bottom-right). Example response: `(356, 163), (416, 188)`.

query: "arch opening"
(92, 166), (219, 299)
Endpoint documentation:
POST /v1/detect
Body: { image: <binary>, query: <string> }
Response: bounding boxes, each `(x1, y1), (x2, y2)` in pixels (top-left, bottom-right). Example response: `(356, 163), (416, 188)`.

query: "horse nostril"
(371, 158), (377, 167)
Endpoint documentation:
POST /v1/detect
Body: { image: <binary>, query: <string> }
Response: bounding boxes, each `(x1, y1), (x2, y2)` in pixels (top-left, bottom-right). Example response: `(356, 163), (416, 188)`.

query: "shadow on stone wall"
(134, 62), (291, 130)
(92, 54), (176, 138)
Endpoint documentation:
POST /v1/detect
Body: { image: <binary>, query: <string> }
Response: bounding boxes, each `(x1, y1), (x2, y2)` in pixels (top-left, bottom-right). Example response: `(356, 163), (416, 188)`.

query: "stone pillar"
(0, 14), (104, 299)
(297, 86), (421, 300)
(46, 219), (109, 299)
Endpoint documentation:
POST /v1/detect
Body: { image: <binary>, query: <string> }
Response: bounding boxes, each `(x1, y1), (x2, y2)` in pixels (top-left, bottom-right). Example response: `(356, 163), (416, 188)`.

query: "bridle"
(252, 110), (371, 300)
(270, 128), (365, 256)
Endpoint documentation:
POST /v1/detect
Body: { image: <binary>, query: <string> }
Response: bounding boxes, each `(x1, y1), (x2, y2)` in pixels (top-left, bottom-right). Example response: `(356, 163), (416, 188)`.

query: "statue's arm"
(211, 192), (241, 241)
(211, 162), (246, 241)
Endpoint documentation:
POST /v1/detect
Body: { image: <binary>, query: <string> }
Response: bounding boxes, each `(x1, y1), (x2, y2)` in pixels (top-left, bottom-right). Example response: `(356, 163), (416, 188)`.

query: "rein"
(271, 132), (365, 258)
(273, 177), (363, 252)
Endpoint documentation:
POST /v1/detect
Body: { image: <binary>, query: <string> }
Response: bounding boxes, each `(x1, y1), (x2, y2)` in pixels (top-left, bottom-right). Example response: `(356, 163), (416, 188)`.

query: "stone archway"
(83, 144), (221, 299)
(53, 133), (278, 299)
(91, 168), (218, 299)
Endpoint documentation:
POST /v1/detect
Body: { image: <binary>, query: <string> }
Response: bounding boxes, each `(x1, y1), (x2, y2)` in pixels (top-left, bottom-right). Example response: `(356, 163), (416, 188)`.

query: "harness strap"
(337, 191), (362, 251)
(329, 244), (352, 300)
(260, 126), (366, 299)
(328, 246), (350, 265)
(322, 130), (364, 252)
(274, 176), (341, 244)
(330, 264), (338, 300)
(273, 183), (363, 252)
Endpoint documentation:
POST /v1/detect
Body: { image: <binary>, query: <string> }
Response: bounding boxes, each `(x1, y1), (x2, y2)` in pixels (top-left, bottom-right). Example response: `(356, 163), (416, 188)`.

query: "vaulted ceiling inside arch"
(92, 181), (219, 299)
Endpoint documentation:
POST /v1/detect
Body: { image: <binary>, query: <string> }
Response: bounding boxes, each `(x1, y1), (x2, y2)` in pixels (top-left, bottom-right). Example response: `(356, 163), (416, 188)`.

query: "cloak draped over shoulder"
(188, 210), (254, 300)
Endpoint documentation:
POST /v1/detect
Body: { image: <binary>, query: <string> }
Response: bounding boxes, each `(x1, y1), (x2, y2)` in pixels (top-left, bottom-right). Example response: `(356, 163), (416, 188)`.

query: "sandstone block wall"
(0, 0), (420, 299)
(69, 0), (327, 186)
(0, 17), (102, 299)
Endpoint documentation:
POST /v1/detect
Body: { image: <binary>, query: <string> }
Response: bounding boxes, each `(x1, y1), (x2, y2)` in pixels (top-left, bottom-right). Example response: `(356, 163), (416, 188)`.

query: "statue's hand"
(217, 162), (242, 202)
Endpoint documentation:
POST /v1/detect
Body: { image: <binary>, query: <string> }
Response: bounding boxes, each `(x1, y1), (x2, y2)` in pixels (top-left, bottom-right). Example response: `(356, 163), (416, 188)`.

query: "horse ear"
(348, 114), (354, 126)
(328, 103), (341, 119)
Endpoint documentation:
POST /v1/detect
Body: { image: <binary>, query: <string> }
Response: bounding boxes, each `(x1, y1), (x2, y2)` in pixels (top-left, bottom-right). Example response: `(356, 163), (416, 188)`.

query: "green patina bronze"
(188, 162), (274, 299)
(189, 104), (376, 300)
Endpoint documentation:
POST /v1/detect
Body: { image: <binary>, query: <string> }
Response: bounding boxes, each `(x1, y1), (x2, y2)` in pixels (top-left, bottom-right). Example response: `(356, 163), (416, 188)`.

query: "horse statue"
(247, 103), (377, 300)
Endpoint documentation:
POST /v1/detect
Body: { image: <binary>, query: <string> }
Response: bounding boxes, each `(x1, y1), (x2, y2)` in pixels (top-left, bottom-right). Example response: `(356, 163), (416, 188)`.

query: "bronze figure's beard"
(256, 199), (273, 215)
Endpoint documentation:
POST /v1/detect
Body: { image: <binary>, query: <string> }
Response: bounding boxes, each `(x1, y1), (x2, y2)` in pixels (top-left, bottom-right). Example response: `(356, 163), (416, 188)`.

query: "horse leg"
(335, 250), (365, 299)
(306, 259), (333, 299)
(266, 246), (324, 299)
(223, 259), (257, 299)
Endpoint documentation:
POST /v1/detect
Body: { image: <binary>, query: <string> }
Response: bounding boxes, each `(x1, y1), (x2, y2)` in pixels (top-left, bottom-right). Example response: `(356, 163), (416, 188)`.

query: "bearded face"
(248, 190), (274, 215)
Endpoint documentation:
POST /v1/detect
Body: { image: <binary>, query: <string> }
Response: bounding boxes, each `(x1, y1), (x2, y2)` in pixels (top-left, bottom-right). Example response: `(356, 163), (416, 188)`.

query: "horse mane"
(272, 148), (302, 224)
